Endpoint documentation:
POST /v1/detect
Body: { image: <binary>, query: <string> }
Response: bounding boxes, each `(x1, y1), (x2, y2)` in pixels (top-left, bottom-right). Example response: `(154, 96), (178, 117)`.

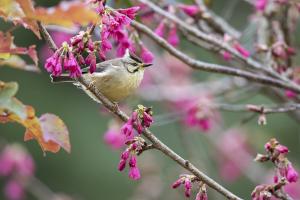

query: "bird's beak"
(142, 63), (152, 68)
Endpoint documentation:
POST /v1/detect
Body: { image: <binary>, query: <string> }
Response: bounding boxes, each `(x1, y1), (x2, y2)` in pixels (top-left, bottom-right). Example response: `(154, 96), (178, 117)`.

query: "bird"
(51, 50), (152, 103)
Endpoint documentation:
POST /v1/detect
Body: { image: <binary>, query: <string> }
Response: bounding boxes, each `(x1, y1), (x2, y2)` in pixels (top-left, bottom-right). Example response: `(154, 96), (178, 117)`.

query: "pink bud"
(154, 21), (166, 37)
(128, 166), (141, 180)
(167, 25), (179, 47)
(117, 6), (140, 19)
(255, 0), (268, 12)
(234, 43), (250, 58)
(285, 90), (297, 99)
(141, 45), (154, 63)
(121, 122), (133, 137)
(287, 163), (298, 183)
(121, 150), (130, 160)
(172, 178), (183, 189)
(85, 53), (97, 73)
(118, 159), (127, 171)
(222, 51), (232, 61)
(275, 144), (289, 154)
(129, 155), (137, 168)
(4, 180), (24, 200)
(143, 112), (154, 128)
(178, 4), (199, 17)
(184, 179), (192, 197)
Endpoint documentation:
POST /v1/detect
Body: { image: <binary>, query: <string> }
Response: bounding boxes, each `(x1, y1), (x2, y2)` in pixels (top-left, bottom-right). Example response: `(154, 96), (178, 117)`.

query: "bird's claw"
(87, 80), (96, 90)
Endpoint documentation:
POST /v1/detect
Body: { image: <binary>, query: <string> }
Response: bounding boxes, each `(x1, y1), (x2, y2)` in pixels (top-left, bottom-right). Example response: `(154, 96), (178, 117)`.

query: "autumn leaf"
(33, 1), (99, 27)
(0, 31), (40, 72)
(0, 0), (40, 38)
(0, 81), (71, 154)
(0, 0), (99, 37)
(39, 114), (71, 153)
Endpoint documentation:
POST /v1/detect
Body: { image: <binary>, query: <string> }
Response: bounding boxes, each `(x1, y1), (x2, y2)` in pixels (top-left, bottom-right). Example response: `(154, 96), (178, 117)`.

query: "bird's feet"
(87, 80), (96, 90)
(112, 102), (119, 113)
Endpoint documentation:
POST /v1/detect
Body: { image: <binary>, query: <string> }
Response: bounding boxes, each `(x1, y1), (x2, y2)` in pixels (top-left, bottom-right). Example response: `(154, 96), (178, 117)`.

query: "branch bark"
(131, 20), (300, 93)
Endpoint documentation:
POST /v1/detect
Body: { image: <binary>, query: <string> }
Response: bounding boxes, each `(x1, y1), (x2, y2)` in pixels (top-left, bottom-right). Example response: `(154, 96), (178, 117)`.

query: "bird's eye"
(132, 63), (138, 66)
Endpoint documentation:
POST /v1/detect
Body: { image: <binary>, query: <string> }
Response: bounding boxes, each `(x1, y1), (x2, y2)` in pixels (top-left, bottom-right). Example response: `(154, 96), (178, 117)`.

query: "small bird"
(51, 50), (152, 102)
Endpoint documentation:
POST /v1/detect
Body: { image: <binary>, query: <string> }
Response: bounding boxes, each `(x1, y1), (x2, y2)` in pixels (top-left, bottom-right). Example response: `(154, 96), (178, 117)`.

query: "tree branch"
(131, 20), (300, 93)
(38, 23), (244, 200)
(136, 0), (300, 88)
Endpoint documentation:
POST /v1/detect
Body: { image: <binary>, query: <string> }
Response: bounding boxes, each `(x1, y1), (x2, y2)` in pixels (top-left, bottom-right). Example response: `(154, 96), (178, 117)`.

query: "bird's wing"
(82, 58), (123, 74)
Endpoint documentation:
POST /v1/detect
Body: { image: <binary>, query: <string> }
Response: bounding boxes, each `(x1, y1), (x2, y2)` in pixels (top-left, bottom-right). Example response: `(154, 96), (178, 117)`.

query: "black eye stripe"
(129, 53), (143, 63)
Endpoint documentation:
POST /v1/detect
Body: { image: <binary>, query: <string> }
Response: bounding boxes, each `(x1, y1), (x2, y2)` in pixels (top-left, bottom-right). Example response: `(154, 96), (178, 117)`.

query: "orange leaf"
(0, 0), (40, 38)
(39, 113), (71, 153)
(33, 1), (99, 27)
(0, 0), (99, 37)
(0, 31), (39, 72)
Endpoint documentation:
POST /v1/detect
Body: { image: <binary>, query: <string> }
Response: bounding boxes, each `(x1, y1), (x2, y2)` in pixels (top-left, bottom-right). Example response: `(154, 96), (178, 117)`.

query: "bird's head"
(122, 49), (152, 73)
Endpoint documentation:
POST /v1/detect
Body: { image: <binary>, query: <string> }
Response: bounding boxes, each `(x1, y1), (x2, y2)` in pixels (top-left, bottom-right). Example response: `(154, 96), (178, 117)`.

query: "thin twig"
(131, 20), (300, 93)
(137, 0), (299, 88)
(38, 23), (244, 200)
(193, 0), (241, 38)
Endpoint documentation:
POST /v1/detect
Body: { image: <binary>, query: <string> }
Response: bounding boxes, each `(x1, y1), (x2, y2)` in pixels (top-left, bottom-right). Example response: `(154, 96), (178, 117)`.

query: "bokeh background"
(1, 0), (300, 199)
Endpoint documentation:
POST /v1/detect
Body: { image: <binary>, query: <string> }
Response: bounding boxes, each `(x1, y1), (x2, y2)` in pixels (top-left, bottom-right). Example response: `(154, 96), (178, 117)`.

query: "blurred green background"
(1, 0), (300, 199)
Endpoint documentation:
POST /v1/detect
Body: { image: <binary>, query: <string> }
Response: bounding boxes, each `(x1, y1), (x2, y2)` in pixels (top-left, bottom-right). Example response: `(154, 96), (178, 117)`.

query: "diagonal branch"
(137, 0), (300, 88)
(131, 20), (300, 93)
(38, 23), (244, 200)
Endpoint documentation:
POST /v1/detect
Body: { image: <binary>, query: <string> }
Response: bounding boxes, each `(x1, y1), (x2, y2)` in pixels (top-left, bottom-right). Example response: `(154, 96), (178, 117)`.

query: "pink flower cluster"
(172, 175), (208, 200)
(252, 138), (298, 199)
(92, 0), (154, 62)
(0, 144), (35, 200)
(118, 137), (146, 180)
(263, 138), (298, 183)
(45, 30), (99, 78)
(179, 96), (218, 132)
(120, 105), (154, 138)
(154, 21), (180, 47)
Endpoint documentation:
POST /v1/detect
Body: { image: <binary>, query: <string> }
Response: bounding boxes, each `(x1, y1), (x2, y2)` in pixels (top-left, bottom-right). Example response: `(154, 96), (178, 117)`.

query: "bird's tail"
(50, 74), (74, 83)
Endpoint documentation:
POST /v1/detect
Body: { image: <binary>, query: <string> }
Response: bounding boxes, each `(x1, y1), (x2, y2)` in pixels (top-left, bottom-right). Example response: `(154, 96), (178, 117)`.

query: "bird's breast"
(86, 69), (144, 102)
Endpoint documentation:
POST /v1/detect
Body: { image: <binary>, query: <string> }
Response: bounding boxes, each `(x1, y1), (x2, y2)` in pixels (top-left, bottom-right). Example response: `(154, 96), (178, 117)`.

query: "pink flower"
(140, 45), (154, 63)
(275, 144), (289, 154)
(178, 4), (199, 17)
(287, 163), (298, 183)
(222, 51), (232, 61)
(85, 53), (97, 73)
(4, 180), (24, 200)
(44, 53), (62, 77)
(142, 112), (154, 128)
(234, 43), (250, 58)
(118, 150), (130, 171)
(285, 90), (297, 99)
(104, 129), (126, 150)
(128, 156), (140, 180)
(154, 21), (166, 37)
(196, 192), (208, 200)
(120, 122), (133, 137)
(185, 107), (212, 132)
(167, 25), (179, 47)
(66, 60), (82, 78)
(117, 6), (140, 20)
(0, 145), (35, 177)
(128, 166), (141, 180)
(255, 0), (268, 12)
